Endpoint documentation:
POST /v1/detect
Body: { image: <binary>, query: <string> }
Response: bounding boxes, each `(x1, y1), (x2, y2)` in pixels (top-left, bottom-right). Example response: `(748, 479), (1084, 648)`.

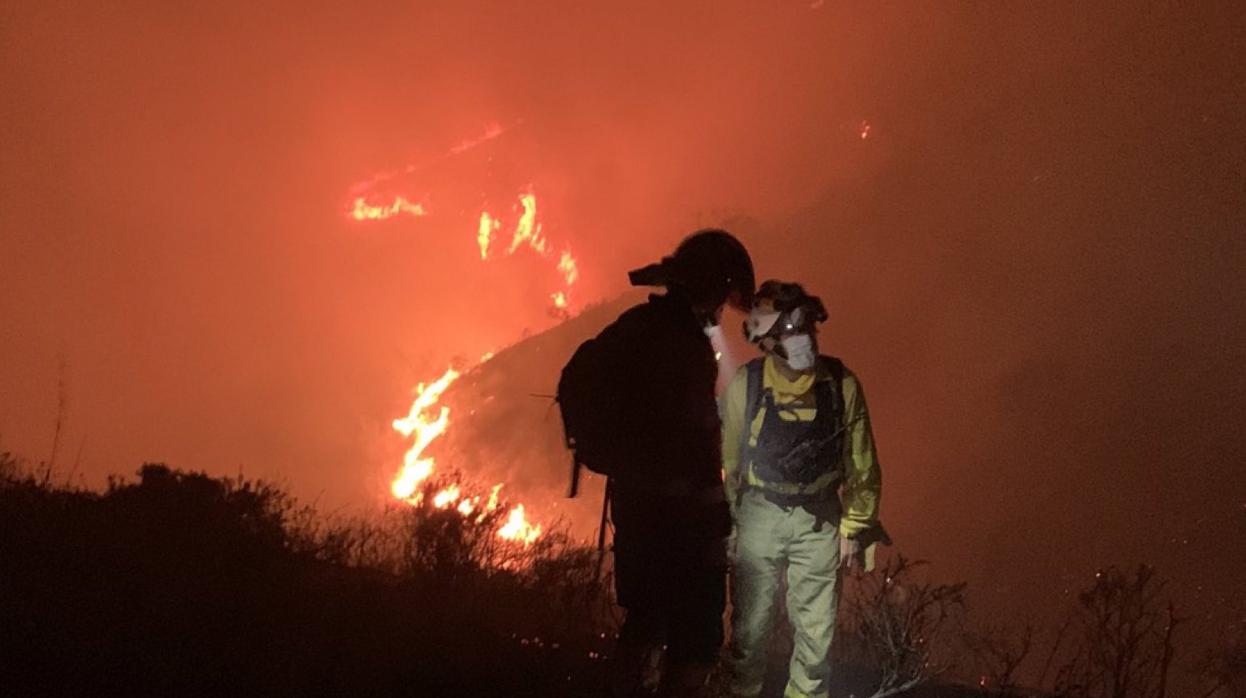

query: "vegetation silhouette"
(0, 457), (612, 697)
(1, 455), (1234, 697)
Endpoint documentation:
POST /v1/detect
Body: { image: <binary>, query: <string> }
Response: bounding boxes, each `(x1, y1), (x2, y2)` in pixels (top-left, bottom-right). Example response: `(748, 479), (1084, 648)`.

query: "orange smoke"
(449, 121), (507, 155)
(348, 121), (518, 195)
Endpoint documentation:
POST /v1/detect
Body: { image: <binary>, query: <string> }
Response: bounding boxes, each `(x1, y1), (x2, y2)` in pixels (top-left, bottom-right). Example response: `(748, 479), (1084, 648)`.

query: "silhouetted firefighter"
(558, 230), (754, 697)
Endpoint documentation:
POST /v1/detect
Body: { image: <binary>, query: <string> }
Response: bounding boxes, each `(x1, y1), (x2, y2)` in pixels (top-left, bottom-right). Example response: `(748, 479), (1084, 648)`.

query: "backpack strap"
(817, 354), (847, 448)
(738, 356), (849, 497)
(738, 358), (766, 473)
(818, 354), (847, 468)
(820, 355), (845, 386)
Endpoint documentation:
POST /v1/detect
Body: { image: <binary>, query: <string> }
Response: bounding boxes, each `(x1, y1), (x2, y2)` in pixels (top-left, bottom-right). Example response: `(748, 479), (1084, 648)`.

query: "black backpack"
(558, 336), (628, 496)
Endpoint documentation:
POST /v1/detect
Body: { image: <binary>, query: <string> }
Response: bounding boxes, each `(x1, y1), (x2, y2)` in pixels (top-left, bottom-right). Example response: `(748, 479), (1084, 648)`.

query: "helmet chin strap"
(760, 336), (787, 360)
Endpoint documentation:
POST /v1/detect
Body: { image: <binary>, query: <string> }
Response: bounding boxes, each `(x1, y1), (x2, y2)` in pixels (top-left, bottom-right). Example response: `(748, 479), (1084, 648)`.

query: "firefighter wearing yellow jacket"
(721, 280), (884, 698)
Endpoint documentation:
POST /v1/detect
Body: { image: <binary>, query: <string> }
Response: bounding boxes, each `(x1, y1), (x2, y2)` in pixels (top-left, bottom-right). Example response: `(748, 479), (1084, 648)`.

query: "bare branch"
(839, 555), (966, 697)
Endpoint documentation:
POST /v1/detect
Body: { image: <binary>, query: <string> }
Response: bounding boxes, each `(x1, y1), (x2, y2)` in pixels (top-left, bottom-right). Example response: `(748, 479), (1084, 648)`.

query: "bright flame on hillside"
(350, 185), (579, 313)
(390, 368), (460, 500)
(499, 504), (542, 545)
(476, 192), (579, 312)
(350, 196), (427, 221)
(388, 363), (544, 546)
(507, 193), (547, 254)
(558, 251), (579, 285)
(477, 212), (499, 259)
(432, 483), (462, 509)
(350, 129), (586, 549)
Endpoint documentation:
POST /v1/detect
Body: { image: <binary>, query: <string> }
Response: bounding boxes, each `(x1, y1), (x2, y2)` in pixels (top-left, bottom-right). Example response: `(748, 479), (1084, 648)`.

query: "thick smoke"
(2, 0), (1243, 645)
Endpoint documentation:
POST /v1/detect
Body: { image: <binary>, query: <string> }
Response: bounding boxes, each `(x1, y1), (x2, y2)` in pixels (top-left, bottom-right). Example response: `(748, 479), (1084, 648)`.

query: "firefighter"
(566, 230), (753, 697)
(721, 280), (885, 698)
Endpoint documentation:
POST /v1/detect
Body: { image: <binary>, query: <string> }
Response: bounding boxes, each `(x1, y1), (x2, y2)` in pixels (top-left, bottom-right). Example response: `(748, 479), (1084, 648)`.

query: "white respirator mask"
(779, 333), (817, 371)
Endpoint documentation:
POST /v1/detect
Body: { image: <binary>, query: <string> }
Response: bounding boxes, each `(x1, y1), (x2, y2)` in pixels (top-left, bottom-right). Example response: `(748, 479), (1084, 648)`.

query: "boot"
(608, 642), (664, 697)
(657, 660), (716, 698)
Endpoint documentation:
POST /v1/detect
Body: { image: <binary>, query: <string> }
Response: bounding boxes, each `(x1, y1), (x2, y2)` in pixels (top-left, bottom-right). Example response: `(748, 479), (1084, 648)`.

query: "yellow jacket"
(720, 355), (882, 540)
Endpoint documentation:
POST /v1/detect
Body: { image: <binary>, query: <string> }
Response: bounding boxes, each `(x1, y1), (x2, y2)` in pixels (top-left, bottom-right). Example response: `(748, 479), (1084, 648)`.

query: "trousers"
(608, 485), (730, 696)
(729, 489), (842, 698)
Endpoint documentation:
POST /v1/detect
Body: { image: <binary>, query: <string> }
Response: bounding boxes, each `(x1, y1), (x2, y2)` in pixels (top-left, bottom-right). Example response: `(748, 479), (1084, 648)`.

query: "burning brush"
(350, 128), (589, 549)
(389, 362), (543, 546)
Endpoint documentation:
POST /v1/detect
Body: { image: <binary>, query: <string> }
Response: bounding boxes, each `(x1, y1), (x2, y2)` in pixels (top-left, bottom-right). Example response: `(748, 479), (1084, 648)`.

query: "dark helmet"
(743, 280), (828, 343)
(627, 229), (755, 311)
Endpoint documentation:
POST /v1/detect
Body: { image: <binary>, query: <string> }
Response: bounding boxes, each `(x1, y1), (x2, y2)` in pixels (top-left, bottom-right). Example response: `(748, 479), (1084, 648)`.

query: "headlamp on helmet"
(743, 280), (827, 345)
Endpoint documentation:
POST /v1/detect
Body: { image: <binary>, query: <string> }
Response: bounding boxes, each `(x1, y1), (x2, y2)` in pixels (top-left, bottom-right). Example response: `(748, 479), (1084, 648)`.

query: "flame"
(483, 484), (502, 515)
(498, 504), (542, 545)
(350, 196), (427, 221)
(456, 496), (478, 516)
(349, 186), (582, 315)
(391, 465), (430, 503)
(390, 367), (460, 500)
(558, 250), (579, 285)
(477, 212), (499, 259)
(432, 483), (462, 509)
(351, 129), (590, 550)
(389, 365), (543, 546)
(507, 193), (547, 254)
(478, 193), (578, 312)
